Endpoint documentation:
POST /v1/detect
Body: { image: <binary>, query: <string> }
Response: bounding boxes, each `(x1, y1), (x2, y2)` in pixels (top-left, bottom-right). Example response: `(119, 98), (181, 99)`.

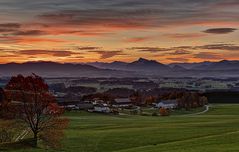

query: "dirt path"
(186, 105), (209, 116)
(14, 128), (30, 142)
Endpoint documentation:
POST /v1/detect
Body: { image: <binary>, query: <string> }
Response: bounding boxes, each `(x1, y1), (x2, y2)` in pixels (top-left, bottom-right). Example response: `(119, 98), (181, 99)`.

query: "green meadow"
(2, 104), (239, 152)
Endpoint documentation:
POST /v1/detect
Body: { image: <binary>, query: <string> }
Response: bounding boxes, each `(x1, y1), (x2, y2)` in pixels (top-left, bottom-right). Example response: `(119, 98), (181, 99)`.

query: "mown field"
(2, 104), (239, 152)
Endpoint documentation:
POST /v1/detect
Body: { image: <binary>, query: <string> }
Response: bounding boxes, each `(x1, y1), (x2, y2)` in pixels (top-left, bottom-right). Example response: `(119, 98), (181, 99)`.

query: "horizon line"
(0, 58), (234, 65)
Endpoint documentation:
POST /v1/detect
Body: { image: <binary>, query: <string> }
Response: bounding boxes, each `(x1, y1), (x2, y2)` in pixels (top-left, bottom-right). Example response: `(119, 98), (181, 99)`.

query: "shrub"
(0, 129), (14, 143)
(140, 113), (149, 116)
(152, 112), (158, 116)
(0, 121), (19, 143)
(159, 108), (170, 116)
(130, 109), (138, 115)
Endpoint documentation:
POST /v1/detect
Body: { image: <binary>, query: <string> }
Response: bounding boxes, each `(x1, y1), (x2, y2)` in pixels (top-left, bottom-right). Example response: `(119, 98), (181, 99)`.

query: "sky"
(0, 0), (239, 64)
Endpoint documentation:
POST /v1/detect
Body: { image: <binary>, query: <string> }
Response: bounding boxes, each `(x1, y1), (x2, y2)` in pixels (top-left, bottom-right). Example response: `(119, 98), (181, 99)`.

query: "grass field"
(2, 104), (239, 152)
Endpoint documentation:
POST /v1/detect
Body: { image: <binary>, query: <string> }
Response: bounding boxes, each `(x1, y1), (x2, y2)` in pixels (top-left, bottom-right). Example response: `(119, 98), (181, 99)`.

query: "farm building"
(58, 101), (79, 110)
(92, 103), (111, 113)
(155, 99), (177, 109)
(58, 100), (94, 110)
(112, 98), (133, 108)
(92, 99), (105, 104)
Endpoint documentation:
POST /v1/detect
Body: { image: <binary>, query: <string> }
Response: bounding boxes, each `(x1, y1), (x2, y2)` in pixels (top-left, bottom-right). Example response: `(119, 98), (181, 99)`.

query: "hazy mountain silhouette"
(193, 60), (239, 70)
(89, 58), (171, 73)
(88, 61), (127, 70)
(0, 61), (137, 77)
(169, 61), (213, 69)
(127, 58), (170, 71)
(1, 59), (239, 78)
(171, 65), (187, 72)
(89, 58), (239, 77)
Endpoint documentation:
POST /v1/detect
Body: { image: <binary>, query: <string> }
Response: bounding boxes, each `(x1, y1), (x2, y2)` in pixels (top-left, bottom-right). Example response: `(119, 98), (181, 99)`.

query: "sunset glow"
(0, 0), (239, 64)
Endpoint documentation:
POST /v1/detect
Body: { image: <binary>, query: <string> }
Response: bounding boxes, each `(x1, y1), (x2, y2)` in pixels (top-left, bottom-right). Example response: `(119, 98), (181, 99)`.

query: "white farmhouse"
(156, 99), (177, 109)
(93, 103), (111, 113)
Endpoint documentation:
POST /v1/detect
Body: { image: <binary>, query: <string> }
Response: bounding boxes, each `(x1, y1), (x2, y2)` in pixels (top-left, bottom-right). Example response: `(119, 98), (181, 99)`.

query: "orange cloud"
(18, 50), (80, 57)
(16, 37), (66, 44)
(194, 52), (223, 60)
(164, 33), (206, 39)
(125, 37), (151, 43)
(88, 50), (126, 59)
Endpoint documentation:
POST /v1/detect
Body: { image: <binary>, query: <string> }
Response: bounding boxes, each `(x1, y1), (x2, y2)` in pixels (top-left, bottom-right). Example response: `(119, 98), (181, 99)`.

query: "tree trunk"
(33, 132), (38, 147)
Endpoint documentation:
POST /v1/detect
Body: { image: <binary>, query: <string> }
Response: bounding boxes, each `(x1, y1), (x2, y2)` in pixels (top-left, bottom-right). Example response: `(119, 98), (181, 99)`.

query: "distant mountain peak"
(133, 58), (160, 65)
(112, 61), (126, 64)
(137, 58), (156, 63)
(24, 61), (59, 64)
(138, 57), (149, 62)
(219, 60), (229, 63)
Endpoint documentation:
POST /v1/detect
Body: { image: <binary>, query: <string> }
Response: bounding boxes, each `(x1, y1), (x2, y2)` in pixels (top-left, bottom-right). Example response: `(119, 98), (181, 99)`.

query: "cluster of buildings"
(57, 96), (178, 114)
(57, 98), (134, 113)
(0, 86), (178, 115)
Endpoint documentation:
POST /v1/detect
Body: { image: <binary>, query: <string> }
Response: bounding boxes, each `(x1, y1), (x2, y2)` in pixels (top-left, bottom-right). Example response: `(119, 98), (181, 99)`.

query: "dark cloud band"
(203, 28), (237, 34)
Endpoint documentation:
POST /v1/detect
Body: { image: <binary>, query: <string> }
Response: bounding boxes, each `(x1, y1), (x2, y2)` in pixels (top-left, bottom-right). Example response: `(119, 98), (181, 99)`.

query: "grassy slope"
(3, 104), (239, 152)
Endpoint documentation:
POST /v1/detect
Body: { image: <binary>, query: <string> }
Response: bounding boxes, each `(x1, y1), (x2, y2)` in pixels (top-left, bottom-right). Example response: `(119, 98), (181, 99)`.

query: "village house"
(92, 99), (105, 105)
(155, 99), (177, 109)
(57, 100), (94, 110)
(112, 98), (133, 108)
(92, 103), (111, 113)
(57, 101), (79, 110)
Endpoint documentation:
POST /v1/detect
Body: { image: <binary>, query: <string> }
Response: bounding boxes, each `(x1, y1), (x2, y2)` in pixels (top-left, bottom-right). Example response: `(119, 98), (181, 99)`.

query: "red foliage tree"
(145, 96), (156, 105)
(159, 108), (170, 116)
(4, 74), (68, 148)
(130, 91), (143, 105)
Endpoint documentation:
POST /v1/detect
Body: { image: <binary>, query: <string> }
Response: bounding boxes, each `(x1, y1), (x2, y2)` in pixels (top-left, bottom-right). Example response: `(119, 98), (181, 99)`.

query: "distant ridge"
(89, 58), (171, 72)
(88, 58), (239, 77)
(194, 60), (239, 70)
(1, 59), (239, 78)
(0, 61), (136, 78)
(169, 61), (213, 69)
(170, 60), (239, 70)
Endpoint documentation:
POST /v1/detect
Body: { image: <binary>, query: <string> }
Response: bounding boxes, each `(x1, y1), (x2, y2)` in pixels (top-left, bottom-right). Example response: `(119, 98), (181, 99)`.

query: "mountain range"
(1, 58), (239, 78)
(88, 58), (170, 73)
(0, 61), (135, 78)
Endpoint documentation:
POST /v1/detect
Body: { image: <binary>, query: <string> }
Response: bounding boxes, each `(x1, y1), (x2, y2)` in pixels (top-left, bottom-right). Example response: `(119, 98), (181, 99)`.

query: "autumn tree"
(199, 96), (208, 106)
(145, 96), (156, 105)
(130, 91), (143, 105)
(0, 88), (7, 118)
(159, 108), (170, 116)
(0, 88), (4, 103)
(4, 74), (68, 148)
(177, 92), (208, 110)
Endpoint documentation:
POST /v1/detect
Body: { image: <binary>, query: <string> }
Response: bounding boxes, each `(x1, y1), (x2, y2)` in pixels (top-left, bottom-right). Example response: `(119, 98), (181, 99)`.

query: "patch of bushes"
(159, 108), (170, 116)
(0, 128), (15, 143)
(152, 112), (158, 116)
(0, 121), (19, 143)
